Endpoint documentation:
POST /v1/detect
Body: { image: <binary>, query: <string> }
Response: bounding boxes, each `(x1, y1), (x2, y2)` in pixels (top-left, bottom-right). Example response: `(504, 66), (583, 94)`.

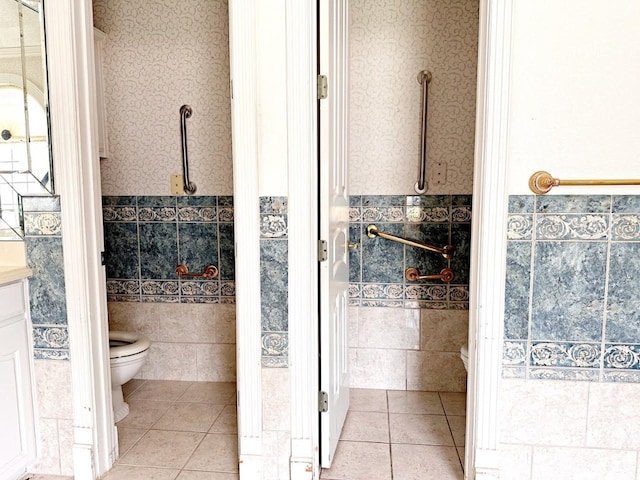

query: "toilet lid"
(109, 331), (151, 359)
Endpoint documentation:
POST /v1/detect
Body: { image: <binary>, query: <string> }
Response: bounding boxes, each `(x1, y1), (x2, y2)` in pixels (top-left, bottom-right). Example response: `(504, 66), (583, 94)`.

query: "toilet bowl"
(460, 345), (469, 372)
(109, 331), (151, 422)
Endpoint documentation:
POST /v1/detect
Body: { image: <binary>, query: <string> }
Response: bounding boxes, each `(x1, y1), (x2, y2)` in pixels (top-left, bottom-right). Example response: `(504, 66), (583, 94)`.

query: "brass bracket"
(175, 264), (219, 278)
(405, 267), (454, 283)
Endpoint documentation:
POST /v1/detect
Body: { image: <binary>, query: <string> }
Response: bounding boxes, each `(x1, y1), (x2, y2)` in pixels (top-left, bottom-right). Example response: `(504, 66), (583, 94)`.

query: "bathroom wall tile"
(104, 222), (140, 279)
(217, 195), (234, 208)
(180, 280), (219, 297)
(420, 309), (468, 352)
(176, 195), (216, 207)
(357, 307), (419, 350)
(361, 299), (404, 308)
(531, 241), (606, 342)
(536, 214), (608, 240)
(504, 241), (531, 340)
(262, 368), (290, 431)
(362, 222), (404, 283)
(449, 286), (469, 303)
(137, 196), (176, 207)
(33, 326), (69, 350)
(349, 223), (362, 283)
(30, 417), (61, 475)
(220, 281), (235, 300)
(259, 196), (287, 214)
(502, 367), (526, 379)
(405, 284), (447, 302)
(349, 205), (361, 222)
(606, 242), (640, 343)
(499, 379), (588, 446)
(404, 300), (448, 310)
(612, 195), (640, 213)
(499, 444), (532, 480)
(138, 206), (177, 222)
(140, 280), (179, 296)
(405, 205), (449, 223)
(610, 214), (640, 240)
(406, 351), (466, 391)
(260, 239), (288, 332)
(34, 359), (73, 420)
(349, 195), (362, 207)
(34, 349), (70, 360)
(57, 418), (75, 476)
(103, 205), (138, 222)
(507, 214), (533, 240)
(530, 342), (600, 368)
(178, 222), (218, 272)
(528, 368), (600, 381)
(24, 212), (62, 236)
(218, 205), (234, 223)
(361, 206), (405, 222)
(260, 214), (288, 238)
(450, 223), (471, 284)
(196, 344), (236, 381)
(362, 194), (405, 206)
(603, 344), (640, 369)
(349, 348), (406, 390)
(503, 341), (527, 366)
(452, 195), (472, 207)
(535, 194), (611, 214)
(22, 195), (61, 212)
(360, 283), (404, 300)
(508, 194), (534, 213)
(141, 295), (180, 303)
(261, 331), (288, 359)
(262, 356), (288, 367)
(531, 446), (637, 480)
(178, 206), (217, 222)
(26, 237), (67, 325)
(451, 205), (471, 223)
(138, 342), (198, 381)
(139, 222), (178, 279)
(218, 223), (235, 280)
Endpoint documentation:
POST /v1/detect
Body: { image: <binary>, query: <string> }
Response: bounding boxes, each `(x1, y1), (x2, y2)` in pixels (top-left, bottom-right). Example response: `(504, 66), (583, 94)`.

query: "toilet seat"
(109, 331), (151, 359)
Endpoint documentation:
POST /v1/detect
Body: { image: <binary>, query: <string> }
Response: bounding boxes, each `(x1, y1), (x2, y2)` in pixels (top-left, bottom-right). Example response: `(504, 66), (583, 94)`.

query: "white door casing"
(318, 0), (350, 468)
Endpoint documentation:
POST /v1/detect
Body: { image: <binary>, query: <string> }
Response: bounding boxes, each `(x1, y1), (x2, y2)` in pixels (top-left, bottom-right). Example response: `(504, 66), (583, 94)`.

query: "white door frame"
(46, 0), (116, 478)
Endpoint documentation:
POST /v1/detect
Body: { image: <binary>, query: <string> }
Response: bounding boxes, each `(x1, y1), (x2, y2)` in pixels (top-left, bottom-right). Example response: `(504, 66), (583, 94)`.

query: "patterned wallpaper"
(93, 0), (233, 196)
(504, 194), (640, 383)
(349, 0), (478, 195)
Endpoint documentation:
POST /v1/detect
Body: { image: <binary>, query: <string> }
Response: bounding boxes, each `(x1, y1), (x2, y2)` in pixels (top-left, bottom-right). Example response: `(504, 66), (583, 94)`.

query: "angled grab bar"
(415, 70), (432, 194)
(366, 224), (455, 259)
(180, 105), (197, 195)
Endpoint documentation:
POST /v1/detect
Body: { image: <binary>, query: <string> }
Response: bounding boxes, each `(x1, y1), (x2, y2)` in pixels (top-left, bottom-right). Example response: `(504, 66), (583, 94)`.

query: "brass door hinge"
(317, 75), (328, 99)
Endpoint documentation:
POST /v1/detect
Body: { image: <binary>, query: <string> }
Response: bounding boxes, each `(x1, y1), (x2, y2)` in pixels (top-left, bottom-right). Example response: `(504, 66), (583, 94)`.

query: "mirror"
(0, 0), (53, 240)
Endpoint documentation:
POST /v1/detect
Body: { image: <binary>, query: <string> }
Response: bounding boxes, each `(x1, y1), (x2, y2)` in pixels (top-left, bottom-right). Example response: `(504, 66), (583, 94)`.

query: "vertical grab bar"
(414, 70), (432, 194)
(180, 105), (197, 195)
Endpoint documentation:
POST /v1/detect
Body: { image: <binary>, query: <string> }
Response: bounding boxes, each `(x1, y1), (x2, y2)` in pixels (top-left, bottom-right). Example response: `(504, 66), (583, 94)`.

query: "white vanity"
(0, 245), (37, 480)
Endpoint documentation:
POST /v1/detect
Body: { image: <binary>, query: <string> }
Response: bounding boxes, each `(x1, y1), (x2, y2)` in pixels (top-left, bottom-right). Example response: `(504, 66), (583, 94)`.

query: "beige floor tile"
(117, 426), (146, 456)
(177, 471), (239, 480)
(127, 380), (193, 401)
(387, 390), (444, 415)
(439, 392), (466, 416)
(349, 388), (388, 412)
(116, 399), (173, 429)
(122, 379), (146, 399)
(184, 434), (239, 473)
(391, 444), (463, 480)
(209, 404), (238, 434)
(389, 413), (454, 446)
(447, 415), (466, 447)
(179, 381), (236, 404)
(118, 429), (205, 469)
(101, 465), (179, 480)
(457, 446), (465, 470)
(320, 441), (391, 480)
(153, 402), (225, 432)
(340, 411), (389, 443)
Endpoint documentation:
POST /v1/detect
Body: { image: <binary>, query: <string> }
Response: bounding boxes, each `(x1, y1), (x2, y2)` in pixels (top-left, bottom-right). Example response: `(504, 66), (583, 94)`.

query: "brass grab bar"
(529, 170), (640, 195)
(415, 70), (432, 194)
(366, 224), (455, 259)
(175, 264), (219, 278)
(405, 267), (454, 283)
(180, 105), (197, 195)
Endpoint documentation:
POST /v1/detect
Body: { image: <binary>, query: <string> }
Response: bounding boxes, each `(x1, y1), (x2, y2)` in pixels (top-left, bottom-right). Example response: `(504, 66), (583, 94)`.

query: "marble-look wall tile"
(504, 241), (531, 340)
(535, 195), (611, 214)
(26, 237), (67, 325)
(420, 309), (468, 352)
(357, 307), (419, 350)
(260, 239), (288, 332)
(196, 343), (236, 382)
(406, 351), (466, 391)
(138, 342), (198, 381)
(587, 382), (640, 450)
(104, 222), (139, 279)
(349, 348), (406, 390)
(499, 444), (532, 480)
(606, 242), (640, 343)
(531, 446), (636, 480)
(262, 368), (290, 431)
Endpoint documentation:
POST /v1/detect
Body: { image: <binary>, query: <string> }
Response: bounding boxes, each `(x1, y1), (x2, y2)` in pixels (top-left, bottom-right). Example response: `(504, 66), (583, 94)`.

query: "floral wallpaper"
(349, 0), (478, 195)
(93, 0), (233, 196)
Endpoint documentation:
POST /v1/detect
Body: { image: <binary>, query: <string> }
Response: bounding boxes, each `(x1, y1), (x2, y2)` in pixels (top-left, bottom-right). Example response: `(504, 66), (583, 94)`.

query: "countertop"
(0, 266), (33, 285)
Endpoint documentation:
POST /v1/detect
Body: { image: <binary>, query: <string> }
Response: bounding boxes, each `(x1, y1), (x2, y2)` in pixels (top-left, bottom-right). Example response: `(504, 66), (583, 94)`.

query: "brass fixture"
(405, 267), (454, 283)
(366, 224), (455, 259)
(348, 241), (359, 251)
(529, 170), (640, 195)
(175, 264), (219, 278)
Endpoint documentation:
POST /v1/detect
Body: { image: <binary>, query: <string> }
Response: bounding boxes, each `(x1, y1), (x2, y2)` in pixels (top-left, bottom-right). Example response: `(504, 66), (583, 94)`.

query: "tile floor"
(103, 379), (239, 480)
(320, 388), (466, 480)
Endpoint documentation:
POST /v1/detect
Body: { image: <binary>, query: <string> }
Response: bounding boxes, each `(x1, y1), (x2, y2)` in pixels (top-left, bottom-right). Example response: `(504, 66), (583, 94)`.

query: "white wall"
(507, 0), (640, 195)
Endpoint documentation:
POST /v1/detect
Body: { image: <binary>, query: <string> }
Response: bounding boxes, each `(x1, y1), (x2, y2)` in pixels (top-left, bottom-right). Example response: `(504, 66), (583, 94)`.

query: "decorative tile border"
(349, 194), (471, 310)
(504, 194), (640, 383)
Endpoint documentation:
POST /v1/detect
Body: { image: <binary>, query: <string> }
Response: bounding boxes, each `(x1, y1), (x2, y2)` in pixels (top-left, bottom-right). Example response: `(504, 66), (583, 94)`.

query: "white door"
(319, 0), (350, 468)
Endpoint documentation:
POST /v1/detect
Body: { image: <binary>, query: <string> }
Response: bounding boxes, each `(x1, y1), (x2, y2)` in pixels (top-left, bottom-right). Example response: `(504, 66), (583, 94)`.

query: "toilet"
(460, 344), (469, 372)
(109, 331), (151, 422)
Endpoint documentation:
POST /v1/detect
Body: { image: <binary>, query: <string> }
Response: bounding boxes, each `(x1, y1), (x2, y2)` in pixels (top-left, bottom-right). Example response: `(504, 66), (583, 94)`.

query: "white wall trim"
(466, 0), (513, 478)
(228, 1), (263, 477)
(285, 1), (319, 479)
(45, 0), (115, 477)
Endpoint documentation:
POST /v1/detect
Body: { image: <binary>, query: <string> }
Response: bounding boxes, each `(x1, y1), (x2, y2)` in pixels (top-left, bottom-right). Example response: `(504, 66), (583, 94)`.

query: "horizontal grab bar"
(405, 267), (454, 283)
(175, 264), (219, 278)
(366, 224), (455, 259)
(529, 170), (640, 195)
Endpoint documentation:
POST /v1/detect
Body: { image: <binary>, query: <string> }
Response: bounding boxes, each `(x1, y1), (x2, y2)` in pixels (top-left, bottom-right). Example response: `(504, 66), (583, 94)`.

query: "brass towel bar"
(405, 267), (454, 283)
(529, 170), (640, 195)
(175, 264), (219, 278)
(366, 224), (455, 259)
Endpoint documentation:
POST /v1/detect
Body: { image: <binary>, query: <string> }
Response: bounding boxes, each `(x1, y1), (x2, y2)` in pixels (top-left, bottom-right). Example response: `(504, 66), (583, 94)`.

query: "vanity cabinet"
(0, 278), (37, 480)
